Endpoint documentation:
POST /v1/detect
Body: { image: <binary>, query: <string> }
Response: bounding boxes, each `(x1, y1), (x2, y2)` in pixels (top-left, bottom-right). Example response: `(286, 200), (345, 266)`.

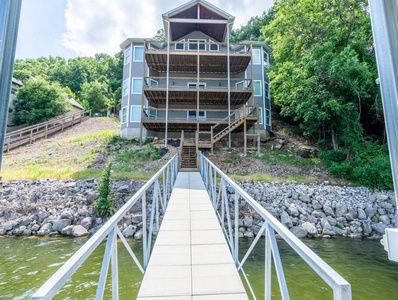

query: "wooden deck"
(137, 172), (248, 299)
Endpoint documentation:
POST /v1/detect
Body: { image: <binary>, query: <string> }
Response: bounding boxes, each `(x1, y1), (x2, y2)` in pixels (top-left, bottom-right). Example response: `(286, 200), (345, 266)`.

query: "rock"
(23, 229), (32, 236)
(364, 206), (376, 219)
(357, 208), (367, 220)
(312, 200), (322, 210)
(299, 194), (311, 203)
(131, 215), (143, 224)
(122, 225), (137, 237)
(345, 213), (354, 222)
(61, 225), (74, 236)
(372, 223), (387, 235)
(323, 206), (335, 217)
(302, 222), (317, 235)
(134, 229), (144, 240)
(53, 219), (72, 233)
(80, 217), (93, 229)
(281, 211), (293, 228)
(117, 185), (129, 193)
(379, 215), (390, 225)
(60, 210), (73, 220)
(288, 204), (299, 217)
(65, 182), (76, 188)
(244, 216), (253, 228)
(244, 231), (255, 238)
(86, 192), (99, 204)
(361, 221), (372, 235)
(290, 226), (307, 238)
(335, 202), (347, 218)
(72, 225), (88, 237)
(333, 226), (346, 236)
(3, 222), (14, 231)
(37, 223), (53, 236)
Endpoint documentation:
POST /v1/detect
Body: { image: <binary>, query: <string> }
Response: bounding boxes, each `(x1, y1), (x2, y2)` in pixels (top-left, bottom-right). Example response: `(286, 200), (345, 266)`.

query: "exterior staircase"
(180, 145), (197, 169)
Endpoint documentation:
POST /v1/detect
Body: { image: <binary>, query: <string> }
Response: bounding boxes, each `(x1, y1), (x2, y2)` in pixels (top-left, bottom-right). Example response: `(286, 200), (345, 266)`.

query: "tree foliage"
(13, 79), (71, 125)
(94, 161), (115, 217)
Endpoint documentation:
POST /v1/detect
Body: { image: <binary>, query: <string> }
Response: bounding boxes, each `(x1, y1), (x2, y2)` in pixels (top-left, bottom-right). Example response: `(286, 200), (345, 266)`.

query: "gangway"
(31, 154), (351, 299)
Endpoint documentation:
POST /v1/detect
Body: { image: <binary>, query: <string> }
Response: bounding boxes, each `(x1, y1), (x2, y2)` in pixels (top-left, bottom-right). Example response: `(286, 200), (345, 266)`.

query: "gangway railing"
(31, 154), (179, 300)
(4, 110), (90, 152)
(199, 153), (351, 300)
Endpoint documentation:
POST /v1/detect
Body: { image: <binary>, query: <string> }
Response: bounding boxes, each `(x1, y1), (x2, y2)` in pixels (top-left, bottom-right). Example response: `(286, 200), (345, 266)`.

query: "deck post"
(164, 21), (171, 147)
(227, 23), (231, 148)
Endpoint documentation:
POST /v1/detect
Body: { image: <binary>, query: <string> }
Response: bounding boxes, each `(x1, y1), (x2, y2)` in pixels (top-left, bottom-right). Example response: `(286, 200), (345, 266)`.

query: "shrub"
(94, 161), (115, 216)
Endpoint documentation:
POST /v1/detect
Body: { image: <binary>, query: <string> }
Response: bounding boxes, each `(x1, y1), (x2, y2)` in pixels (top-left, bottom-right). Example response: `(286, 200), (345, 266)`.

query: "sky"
(15, 0), (274, 59)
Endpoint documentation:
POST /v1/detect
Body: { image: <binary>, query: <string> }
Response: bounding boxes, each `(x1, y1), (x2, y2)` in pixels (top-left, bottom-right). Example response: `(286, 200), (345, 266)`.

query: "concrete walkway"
(137, 172), (248, 299)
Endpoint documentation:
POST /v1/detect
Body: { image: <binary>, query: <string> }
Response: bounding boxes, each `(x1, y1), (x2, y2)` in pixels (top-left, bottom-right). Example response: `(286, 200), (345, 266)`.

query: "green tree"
(13, 79), (71, 125)
(79, 80), (110, 113)
(94, 161), (114, 217)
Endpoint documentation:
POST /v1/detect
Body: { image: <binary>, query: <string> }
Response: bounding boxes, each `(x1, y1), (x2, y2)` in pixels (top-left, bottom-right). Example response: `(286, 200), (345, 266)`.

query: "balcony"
(144, 41), (252, 74)
(144, 77), (252, 106)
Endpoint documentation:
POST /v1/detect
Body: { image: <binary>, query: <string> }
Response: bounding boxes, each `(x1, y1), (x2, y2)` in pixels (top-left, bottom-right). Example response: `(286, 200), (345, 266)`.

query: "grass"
(230, 172), (319, 184)
(255, 149), (321, 168)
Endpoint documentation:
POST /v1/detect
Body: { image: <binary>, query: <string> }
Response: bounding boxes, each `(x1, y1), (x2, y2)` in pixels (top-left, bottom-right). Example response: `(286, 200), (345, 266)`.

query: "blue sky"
(16, 0), (273, 59)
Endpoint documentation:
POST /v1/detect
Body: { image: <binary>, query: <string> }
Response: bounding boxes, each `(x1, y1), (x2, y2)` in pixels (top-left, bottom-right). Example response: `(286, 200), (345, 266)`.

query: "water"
(0, 236), (397, 299)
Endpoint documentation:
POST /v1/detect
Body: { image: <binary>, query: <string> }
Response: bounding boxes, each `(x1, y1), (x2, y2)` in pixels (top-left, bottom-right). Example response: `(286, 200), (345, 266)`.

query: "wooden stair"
(180, 144), (197, 169)
(212, 117), (246, 144)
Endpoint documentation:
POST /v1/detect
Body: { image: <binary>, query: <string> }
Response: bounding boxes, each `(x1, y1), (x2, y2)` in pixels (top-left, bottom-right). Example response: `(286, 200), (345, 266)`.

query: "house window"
(264, 81), (270, 99)
(253, 80), (262, 96)
(133, 46), (144, 61)
(265, 108), (271, 126)
(209, 41), (219, 51)
(187, 111), (206, 119)
(176, 39), (185, 50)
(148, 107), (157, 119)
(236, 81), (245, 89)
(130, 105), (141, 122)
(124, 47), (131, 65)
(252, 49), (261, 65)
(121, 107), (127, 124)
(258, 107), (263, 124)
(187, 82), (206, 88)
(122, 79), (129, 96)
(188, 39), (206, 50)
(132, 78), (143, 94)
(263, 50), (269, 65)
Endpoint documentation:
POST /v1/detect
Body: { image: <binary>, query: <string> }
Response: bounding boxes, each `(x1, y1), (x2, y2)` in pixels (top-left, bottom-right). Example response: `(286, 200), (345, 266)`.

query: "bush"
(320, 140), (393, 190)
(94, 161), (115, 216)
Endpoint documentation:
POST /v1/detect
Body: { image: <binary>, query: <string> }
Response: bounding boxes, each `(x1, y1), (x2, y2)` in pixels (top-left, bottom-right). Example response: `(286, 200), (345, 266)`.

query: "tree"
(153, 29), (166, 42)
(13, 79), (71, 125)
(79, 81), (110, 114)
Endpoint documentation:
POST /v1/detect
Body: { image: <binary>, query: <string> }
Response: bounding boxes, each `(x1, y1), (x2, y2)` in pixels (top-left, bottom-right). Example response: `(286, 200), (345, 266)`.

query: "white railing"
(31, 154), (179, 300)
(199, 153), (351, 300)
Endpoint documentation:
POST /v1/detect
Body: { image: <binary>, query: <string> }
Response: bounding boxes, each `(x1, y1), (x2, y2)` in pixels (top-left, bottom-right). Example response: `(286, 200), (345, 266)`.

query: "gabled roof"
(163, 0), (235, 42)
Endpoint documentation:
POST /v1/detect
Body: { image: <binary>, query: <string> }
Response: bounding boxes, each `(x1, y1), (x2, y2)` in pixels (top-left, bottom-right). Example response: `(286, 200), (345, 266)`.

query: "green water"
(1, 237), (397, 299)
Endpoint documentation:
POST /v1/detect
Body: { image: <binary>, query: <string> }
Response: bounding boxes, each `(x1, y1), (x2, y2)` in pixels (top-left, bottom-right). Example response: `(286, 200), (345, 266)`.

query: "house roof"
(120, 38), (147, 49)
(12, 77), (23, 87)
(162, 0), (235, 43)
(66, 95), (84, 110)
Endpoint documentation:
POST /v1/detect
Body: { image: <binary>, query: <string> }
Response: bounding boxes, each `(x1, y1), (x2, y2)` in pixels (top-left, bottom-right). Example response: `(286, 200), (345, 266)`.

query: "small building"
(6, 77), (23, 131)
(120, 0), (271, 150)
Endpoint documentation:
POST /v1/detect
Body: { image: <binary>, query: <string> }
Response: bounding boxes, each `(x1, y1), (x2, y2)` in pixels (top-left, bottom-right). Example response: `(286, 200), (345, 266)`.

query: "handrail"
(199, 153), (352, 300)
(31, 154), (179, 300)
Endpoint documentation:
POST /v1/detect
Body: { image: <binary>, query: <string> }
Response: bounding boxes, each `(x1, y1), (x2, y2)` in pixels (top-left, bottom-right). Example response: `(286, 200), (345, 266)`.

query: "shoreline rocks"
(0, 179), (397, 240)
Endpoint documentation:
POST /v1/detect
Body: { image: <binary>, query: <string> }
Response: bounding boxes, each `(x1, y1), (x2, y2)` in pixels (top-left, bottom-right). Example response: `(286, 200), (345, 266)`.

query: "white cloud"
(63, 0), (273, 57)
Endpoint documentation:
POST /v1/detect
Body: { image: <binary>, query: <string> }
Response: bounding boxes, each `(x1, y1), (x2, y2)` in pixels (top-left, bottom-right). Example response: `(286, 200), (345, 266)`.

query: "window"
(258, 107), (263, 124)
(176, 39), (185, 50)
(253, 80), (262, 96)
(188, 39), (206, 50)
(148, 108), (157, 119)
(124, 47), (131, 65)
(187, 111), (206, 119)
(150, 79), (158, 87)
(132, 78), (143, 94)
(209, 41), (219, 51)
(130, 105), (141, 122)
(133, 46), (144, 61)
(265, 108), (271, 126)
(122, 79), (129, 96)
(264, 81), (270, 99)
(121, 107), (127, 123)
(187, 82), (206, 88)
(263, 50), (269, 65)
(236, 81), (245, 89)
(252, 49), (261, 65)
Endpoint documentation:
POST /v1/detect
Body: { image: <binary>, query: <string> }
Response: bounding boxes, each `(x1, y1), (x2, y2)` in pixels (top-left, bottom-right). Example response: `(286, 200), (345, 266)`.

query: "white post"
(165, 20), (171, 147)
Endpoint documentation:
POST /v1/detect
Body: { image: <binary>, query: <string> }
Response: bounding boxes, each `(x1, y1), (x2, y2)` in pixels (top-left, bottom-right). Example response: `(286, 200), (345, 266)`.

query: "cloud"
(63, 0), (273, 57)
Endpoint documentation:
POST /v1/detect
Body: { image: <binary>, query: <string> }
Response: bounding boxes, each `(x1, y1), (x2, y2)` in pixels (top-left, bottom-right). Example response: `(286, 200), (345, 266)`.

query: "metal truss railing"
(31, 154), (179, 300)
(199, 153), (351, 300)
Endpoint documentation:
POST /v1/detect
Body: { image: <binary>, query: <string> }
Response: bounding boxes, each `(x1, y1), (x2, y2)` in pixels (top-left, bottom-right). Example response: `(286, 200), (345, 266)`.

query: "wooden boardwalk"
(137, 172), (248, 299)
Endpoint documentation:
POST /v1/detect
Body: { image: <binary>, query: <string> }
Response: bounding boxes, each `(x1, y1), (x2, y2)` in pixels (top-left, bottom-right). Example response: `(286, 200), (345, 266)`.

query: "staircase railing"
(31, 154), (179, 300)
(199, 153), (352, 300)
(4, 110), (91, 152)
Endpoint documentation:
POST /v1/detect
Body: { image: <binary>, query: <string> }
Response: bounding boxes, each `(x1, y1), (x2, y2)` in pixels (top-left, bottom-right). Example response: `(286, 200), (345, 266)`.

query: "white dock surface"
(137, 172), (248, 299)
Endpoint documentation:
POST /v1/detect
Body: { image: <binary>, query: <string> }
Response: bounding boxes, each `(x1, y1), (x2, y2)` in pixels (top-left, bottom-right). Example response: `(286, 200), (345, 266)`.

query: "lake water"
(1, 236), (397, 299)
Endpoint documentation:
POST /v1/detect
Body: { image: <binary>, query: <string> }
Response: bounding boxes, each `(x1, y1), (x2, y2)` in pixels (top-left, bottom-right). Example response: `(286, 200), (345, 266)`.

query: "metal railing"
(199, 153), (352, 300)
(4, 110), (90, 152)
(31, 154), (179, 300)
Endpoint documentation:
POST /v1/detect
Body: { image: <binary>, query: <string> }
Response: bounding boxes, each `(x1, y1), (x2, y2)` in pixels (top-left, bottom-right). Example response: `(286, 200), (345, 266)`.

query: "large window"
(130, 105), (141, 122)
(253, 80), (262, 96)
(264, 50), (269, 65)
(133, 46), (144, 61)
(264, 81), (270, 99)
(252, 49), (261, 65)
(124, 47), (131, 65)
(187, 111), (206, 120)
(176, 39), (185, 50)
(121, 107), (127, 124)
(188, 39), (206, 50)
(209, 40), (219, 51)
(132, 78), (143, 94)
(123, 79), (129, 96)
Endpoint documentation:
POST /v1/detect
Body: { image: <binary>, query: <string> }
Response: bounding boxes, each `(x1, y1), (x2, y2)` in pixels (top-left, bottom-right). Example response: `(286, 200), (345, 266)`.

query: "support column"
(369, 0), (398, 209)
(227, 23), (231, 148)
(165, 20), (171, 147)
(0, 0), (22, 175)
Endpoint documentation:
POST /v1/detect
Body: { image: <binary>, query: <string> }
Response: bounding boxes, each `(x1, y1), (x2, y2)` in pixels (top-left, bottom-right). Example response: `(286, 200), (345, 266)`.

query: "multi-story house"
(120, 0), (271, 154)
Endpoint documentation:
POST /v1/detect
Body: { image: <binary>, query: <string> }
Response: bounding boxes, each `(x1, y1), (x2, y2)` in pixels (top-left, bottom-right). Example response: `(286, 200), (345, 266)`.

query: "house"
(119, 0), (271, 152)
(6, 77), (23, 131)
